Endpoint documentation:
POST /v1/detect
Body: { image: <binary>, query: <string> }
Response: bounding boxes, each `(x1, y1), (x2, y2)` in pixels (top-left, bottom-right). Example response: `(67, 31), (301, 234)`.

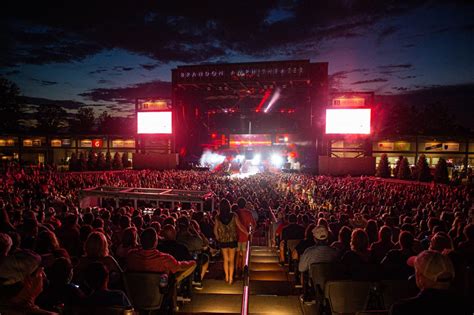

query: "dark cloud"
(140, 63), (160, 70)
(376, 25), (398, 45)
(79, 80), (171, 104)
(113, 66), (134, 72)
(97, 79), (112, 84)
(20, 96), (103, 110)
(89, 68), (107, 75)
(5, 70), (20, 76)
(352, 78), (388, 85)
(1, 1), (436, 66)
(378, 64), (412, 69)
(329, 68), (369, 91)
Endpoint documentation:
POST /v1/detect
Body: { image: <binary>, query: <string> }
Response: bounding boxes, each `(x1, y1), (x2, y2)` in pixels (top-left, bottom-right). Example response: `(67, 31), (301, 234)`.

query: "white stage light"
(251, 154), (261, 165)
(271, 154), (284, 167)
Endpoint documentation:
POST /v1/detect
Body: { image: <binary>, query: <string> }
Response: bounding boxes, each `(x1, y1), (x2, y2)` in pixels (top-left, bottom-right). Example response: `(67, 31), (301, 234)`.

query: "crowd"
(0, 162), (472, 314)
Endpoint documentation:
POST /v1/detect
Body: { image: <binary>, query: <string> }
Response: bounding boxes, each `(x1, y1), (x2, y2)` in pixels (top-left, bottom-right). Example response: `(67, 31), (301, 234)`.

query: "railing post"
(240, 224), (252, 315)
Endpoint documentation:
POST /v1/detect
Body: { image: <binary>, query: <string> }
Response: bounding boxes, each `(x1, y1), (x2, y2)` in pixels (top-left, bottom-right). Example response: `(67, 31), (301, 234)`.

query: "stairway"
(177, 245), (304, 315)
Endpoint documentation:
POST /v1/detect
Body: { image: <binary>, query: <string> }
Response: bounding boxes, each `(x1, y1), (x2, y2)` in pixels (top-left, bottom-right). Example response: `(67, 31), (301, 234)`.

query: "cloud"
(376, 25), (398, 45)
(351, 78), (388, 85)
(378, 64), (412, 69)
(89, 68), (107, 75)
(79, 80), (171, 104)
(1, 1), (437, 66)
(30, 78), (58, 86)
(113, 66), (134, 72)
(20, 96), (103, 110)
(140, 63), (160, 70)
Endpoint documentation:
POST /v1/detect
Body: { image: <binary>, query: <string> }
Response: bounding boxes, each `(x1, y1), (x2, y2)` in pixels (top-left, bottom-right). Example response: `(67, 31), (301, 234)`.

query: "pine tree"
(398, 157), (412, 180)
(121, 151), (130, 168)
(69, 153), (78, 171)
(105, 151), (112, 170)
(87, 150), (97, 171)
(434, 158), (449, 184)
(393, 156), (403, 178)
(415, 154), (432, 182)
(112, 152), (123, 170)
(376, 154), (391, 178)
(78, 152), (87, 171)
(96, 152), (106, 170)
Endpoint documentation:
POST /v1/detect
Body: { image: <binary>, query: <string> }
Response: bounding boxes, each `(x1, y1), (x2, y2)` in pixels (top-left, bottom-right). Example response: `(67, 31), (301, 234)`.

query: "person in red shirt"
(126, 228), (196, 285)
(235, 198), (255, 276)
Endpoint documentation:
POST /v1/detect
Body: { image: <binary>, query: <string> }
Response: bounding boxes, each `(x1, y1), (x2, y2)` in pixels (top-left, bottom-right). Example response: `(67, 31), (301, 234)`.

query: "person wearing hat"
(298, 225), (339, 274)
(390, 250), (470, 315)
(0, 250), (57, 314)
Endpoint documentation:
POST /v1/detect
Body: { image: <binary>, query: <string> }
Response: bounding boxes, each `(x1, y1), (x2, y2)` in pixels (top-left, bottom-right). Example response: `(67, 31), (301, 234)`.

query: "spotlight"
(271, 154), (284, 167)
(251, 154), (261, 166)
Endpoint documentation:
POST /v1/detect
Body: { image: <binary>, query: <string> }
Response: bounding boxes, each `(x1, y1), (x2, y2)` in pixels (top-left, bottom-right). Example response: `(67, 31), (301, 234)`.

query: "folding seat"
(379, 279), (417, 310)
(324, 280), (372, 315)
(355, 311), (389, 315)
(123, 272), (171, 313)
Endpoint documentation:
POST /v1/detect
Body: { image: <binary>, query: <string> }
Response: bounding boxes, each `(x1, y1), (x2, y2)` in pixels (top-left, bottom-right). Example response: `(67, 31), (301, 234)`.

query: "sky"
(1, 1), (473, 126)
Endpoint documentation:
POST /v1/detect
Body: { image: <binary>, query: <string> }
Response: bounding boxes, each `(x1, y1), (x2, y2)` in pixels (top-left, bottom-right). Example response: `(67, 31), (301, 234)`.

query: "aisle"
(177, 245), (304, 315)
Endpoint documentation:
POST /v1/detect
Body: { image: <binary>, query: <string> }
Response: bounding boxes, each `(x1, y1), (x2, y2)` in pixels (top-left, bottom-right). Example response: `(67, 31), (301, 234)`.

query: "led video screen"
(229, 134), (272, 147)
(325, 108), (371, 134)
(137, 111), (172, 134)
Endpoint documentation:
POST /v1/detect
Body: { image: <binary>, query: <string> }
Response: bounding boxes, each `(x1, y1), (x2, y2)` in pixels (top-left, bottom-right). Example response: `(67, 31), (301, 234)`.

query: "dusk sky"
(1, 1), (473, 125)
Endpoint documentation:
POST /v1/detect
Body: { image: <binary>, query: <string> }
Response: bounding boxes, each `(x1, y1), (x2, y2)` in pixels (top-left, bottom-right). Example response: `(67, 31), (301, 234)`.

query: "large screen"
(137, 111), (172, 134)
(325, 108), (371, 134)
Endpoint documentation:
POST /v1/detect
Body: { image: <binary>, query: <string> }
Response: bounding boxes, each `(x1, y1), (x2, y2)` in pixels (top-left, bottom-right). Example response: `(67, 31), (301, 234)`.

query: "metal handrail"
(240, 224), (253, 315)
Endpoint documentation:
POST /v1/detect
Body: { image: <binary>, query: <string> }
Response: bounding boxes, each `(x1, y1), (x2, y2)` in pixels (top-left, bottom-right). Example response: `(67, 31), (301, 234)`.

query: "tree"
(112, 152), (123, 170)
(87, 150), (97, 171)
(70, 107), (96, 133)
(96, 152), (106, 170)
(393, 156), (403, 178)
(434, 158), (449, 184)
(35, 104), (67, 132)
(0, 78), (24, 132)
(69, 153), (78, 171)
(415, 154), (432, 182)
(105, 151), (112, 170)
(121, 151), (131, 168)
(78, 152), (87, 171)
(376, 154), (391, 178)
(97, 111), (112, 134)
(397, 157), (412, 180)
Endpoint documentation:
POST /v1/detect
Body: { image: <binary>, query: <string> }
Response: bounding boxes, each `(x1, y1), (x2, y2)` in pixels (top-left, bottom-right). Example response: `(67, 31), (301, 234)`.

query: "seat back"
(124, 272), (165, 311)
(66, 306), (135, 315)
(325, 280), (372, 314)
(379, 280), (416, 309)
(356, 311), (389, 315)
(310, 263), (347, 295)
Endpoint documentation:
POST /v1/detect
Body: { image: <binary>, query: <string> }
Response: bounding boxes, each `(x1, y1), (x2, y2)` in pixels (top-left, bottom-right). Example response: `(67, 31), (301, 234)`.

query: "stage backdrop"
(133, 153), (178, 170)
(318, 156), (375, 176)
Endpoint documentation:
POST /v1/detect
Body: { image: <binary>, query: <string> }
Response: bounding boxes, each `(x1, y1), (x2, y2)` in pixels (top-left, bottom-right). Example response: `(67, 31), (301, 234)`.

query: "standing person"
(214, 199), (246, 285)
(235, 198), (256, 277)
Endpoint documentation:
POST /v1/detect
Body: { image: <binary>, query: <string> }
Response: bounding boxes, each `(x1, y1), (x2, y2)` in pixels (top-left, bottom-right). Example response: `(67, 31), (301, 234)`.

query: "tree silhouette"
(112, 152), (123, 170)
(35, 104), (67, 133)
(87, 150), (97, 171)
(78, 152), (87, 171)
(105, 151), (112, 170)
(70, 107), (96, 133)
(376, 154), (391, 178)
(434, 158), (449, 184)
(69, 153), (78, 171)
(415, 154), (432, 182)
(0, 78), (24, 132)
(96, 152), (106, 170)
(121, 151), (131, 168)
(397, 157), (411, 180)
(393, 156), (403, 178)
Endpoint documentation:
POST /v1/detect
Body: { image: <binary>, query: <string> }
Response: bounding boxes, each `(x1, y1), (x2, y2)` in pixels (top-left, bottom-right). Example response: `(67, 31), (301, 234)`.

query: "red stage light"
(211, 133), (217, 139)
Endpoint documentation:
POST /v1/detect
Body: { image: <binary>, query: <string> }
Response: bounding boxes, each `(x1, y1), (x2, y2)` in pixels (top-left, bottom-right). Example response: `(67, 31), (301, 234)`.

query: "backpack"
(218, 214), (236, 243)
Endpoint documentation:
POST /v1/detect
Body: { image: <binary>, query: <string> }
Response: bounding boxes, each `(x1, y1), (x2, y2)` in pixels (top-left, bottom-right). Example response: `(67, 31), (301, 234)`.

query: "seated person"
(74, 231), (123, 291)
(127, 228), (196, 285)
(37, 257), (85, 312)
(82, 262), (131, 308)
(0, 250), (57, 314)
(390, 250), (471, 315)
